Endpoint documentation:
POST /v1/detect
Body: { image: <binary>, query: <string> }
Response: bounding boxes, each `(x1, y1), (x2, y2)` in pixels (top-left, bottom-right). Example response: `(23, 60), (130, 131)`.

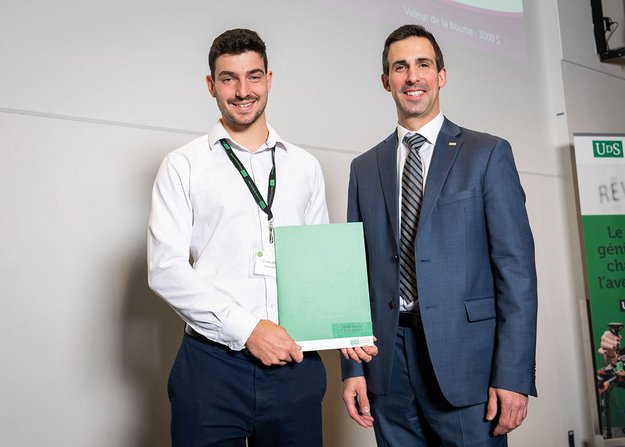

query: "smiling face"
(206, 51), (272, 133)
(382, 36), (446, 130)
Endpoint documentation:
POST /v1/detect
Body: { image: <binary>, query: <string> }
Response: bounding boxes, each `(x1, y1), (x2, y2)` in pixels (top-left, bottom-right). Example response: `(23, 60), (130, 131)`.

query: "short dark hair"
(208, 29), (268, 77)
(382, 24), (445, 75)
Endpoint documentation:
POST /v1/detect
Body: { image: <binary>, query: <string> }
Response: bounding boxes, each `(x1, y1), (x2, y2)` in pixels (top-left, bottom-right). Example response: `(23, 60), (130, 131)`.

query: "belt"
(184, 325), (314, 361)
(398, 311), (422, 329)
(186, 325), (217, 343)
(184, 325), (246, 354)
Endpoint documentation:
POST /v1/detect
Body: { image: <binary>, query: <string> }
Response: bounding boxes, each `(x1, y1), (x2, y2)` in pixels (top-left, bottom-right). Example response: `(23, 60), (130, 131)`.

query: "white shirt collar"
(396, 112), (445, 148)
(208, 120), (287, 153)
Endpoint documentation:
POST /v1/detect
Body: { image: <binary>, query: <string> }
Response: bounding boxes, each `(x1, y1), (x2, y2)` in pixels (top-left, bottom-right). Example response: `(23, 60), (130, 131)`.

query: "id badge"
(253, 246), (276, 277)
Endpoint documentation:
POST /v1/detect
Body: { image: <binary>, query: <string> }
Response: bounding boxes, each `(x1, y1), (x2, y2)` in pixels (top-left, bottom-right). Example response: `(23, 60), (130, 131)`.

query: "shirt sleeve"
(305, 160), (330, 225)
(147, 153), (259, 350)
(483, 139), (538, 396)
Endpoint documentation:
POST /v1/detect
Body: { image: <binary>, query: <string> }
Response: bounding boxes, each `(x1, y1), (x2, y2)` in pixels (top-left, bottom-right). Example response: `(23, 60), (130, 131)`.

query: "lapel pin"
(448, 141), (457, 147)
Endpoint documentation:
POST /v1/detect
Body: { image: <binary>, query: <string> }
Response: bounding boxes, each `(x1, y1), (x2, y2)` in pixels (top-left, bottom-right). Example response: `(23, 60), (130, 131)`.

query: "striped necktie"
(400, 133), (426, 305)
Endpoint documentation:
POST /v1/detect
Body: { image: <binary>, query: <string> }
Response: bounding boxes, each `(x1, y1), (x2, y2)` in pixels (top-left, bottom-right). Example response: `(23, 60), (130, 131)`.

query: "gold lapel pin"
(448, 141), (457, 147)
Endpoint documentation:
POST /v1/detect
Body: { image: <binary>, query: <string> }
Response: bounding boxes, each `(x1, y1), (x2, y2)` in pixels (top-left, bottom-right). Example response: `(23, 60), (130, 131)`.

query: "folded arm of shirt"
(147, 153), (259, 351)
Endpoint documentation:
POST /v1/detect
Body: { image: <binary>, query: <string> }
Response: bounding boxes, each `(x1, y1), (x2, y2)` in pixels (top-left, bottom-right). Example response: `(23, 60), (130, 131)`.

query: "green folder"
(273, 222), (374, 351)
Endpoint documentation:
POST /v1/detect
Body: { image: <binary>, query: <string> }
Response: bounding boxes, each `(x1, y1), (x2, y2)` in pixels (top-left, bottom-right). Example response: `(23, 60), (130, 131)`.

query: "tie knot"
(404, 133), (426, 152)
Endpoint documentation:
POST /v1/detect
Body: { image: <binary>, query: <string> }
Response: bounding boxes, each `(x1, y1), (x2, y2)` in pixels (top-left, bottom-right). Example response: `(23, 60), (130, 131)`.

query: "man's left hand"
(340, 336), (378, 363)
(485, 386), (528, 436)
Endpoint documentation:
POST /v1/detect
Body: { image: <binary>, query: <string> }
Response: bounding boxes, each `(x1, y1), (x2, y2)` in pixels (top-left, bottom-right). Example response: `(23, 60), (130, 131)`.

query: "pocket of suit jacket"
(464, 296), (496, 322)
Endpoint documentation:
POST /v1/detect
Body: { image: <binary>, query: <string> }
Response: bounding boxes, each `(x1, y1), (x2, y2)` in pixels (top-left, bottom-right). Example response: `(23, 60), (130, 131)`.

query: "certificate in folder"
(273, 222), (374, 351)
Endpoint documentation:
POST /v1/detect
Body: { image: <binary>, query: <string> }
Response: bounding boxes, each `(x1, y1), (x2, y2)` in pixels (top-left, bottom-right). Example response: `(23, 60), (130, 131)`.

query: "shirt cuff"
(218, 307), (261, 351)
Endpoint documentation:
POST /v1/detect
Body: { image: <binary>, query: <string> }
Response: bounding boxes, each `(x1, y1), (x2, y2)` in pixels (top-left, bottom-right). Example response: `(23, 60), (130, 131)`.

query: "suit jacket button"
(388, 300), (397, 309)
(392, 255), (399, 262)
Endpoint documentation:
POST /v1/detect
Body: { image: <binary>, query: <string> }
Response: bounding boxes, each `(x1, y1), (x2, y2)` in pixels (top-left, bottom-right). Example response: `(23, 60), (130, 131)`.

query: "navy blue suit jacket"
(341, 118), (537, 407)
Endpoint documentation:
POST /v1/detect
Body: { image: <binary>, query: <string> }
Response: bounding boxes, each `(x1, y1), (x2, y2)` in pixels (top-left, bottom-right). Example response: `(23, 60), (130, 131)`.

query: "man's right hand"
(599, 330), (620, 363)
(245, 319), (303, 366)
(599, 331), (620, 356)
(342, 376), (374, 428)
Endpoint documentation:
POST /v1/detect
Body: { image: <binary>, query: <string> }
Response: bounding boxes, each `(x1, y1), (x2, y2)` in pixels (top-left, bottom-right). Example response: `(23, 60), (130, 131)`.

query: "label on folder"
(273, 222), (374, 351)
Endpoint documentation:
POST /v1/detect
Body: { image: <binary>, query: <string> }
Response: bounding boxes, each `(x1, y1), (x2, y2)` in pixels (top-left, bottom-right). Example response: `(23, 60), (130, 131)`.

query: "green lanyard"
(219, 138), (277, 242)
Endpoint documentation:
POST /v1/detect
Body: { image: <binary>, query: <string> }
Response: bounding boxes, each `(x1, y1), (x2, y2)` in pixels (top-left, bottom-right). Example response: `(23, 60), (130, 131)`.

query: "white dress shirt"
(148, 121), (329, 350)
(396, 112), (444, 311)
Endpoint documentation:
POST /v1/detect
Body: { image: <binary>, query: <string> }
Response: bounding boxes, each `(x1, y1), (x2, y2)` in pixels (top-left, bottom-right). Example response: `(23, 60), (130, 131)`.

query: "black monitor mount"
(590, 0), (625, 62)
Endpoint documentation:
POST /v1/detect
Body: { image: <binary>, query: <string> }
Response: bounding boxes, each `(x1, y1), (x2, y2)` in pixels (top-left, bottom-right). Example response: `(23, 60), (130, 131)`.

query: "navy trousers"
(169, 333), (326, 447)
(370, 326), (507, 447)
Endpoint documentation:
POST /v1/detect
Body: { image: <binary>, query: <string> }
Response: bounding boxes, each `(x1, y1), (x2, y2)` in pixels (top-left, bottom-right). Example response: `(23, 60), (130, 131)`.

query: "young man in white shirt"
(148, 28), (351, 446)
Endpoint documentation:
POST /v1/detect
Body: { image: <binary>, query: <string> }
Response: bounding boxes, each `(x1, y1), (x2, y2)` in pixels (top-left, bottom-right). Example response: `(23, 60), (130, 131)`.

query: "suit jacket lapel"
(377, 132), (399, 249)
(419, 119), (462, 227)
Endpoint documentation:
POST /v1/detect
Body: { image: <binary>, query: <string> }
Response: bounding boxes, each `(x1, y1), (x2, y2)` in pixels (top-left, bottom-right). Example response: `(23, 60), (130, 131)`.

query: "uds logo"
(593, 140), (623, 158)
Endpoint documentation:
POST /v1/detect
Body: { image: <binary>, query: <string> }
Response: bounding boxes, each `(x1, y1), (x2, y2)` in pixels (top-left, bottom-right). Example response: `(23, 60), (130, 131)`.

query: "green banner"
(574, 134), (625, 440)
(582, 215), (625, 349)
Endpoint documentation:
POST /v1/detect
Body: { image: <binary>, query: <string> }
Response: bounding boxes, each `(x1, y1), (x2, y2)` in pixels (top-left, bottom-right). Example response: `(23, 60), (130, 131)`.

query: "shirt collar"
(208, 120), (287, 153)
(396, 112), (445, 148)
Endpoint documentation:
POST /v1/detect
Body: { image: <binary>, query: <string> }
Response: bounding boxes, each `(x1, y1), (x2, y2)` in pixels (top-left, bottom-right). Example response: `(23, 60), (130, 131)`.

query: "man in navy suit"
(340, 24), (537, 446)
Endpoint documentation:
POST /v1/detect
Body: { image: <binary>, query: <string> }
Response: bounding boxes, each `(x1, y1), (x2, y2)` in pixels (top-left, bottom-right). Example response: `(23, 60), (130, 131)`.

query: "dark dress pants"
(169, 333), (326, 447)
(370, 324), (507, 447)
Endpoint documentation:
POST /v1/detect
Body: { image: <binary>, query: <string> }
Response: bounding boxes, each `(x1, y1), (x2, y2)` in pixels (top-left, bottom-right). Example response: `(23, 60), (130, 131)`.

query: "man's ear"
(437, 67), (447, 89)
(266, 70), (273, 93)
(381, 74), (391, 92)
(206, 75), (216, 98)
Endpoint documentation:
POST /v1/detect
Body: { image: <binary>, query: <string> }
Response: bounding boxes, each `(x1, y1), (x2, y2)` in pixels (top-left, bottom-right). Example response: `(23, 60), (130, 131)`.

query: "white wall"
(1, 0), (616, 445)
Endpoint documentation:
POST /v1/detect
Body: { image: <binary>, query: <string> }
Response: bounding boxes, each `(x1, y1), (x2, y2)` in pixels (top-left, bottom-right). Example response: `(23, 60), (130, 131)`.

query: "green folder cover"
(273, 222), (374, 351)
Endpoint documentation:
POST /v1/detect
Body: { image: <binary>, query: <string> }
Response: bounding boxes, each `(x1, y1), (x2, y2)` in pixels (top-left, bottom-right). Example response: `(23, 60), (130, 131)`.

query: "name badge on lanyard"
(252, 247), (276, 277)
